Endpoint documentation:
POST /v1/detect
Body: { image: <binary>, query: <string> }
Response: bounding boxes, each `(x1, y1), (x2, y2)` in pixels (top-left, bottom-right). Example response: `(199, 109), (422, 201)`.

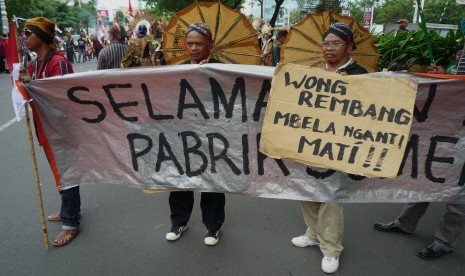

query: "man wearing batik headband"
(19, 17), (81, 247)
(165, 22), (225, 247)
(291, 22), (367, 274)
(181, 22), (219, 64)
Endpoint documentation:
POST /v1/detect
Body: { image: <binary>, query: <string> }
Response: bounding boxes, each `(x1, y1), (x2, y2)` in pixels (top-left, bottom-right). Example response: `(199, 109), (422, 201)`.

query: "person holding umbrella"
(290, 22), (367, 274)
(165, 23), (225, 246)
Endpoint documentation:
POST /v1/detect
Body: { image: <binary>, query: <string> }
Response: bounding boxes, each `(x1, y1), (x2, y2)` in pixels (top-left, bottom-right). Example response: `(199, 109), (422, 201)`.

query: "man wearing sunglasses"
(19, 17), (80, 247)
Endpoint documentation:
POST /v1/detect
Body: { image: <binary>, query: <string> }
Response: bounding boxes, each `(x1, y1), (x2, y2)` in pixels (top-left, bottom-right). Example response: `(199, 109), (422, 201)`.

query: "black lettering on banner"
(252, 79), (271, 121)
(127, 133), (153, 171)
(178, 79), (209, 120)
(398, 134), (419, 177)
(103, 83), (138, 122)
(206, 133), (241, 175)
(459, 161), (465, 186)
(179, 131), (208, 177)
(305, 167), (335, 179)
(242, 134), (250, 175)
(141, 83), (174, 120)
(347, 174), (366, 180)
(156, 133), (184, 174)
(68, 86), (106, 123)
(425, 135), (458, 183)
(256, 133), (290, 176)
(414, 84), (436, 123)
(210, 77), (247, 122)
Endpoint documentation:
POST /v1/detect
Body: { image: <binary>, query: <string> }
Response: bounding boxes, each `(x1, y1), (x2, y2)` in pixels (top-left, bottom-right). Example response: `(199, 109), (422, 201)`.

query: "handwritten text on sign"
(260, 64), (418, 178)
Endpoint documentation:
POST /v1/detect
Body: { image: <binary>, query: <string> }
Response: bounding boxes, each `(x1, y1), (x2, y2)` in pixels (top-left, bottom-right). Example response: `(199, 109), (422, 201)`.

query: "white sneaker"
(204, 230), (220, 246)
(321, 256), (339, 274)
(166, 225), (188, 241)
(291, 235), (319, 247)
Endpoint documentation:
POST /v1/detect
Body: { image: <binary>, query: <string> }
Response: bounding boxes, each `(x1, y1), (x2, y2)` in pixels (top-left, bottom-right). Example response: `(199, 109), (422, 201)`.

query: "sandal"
(47, 212), (61, 221)
(47, 212), (82, 221)
(52, 229), (80, 247)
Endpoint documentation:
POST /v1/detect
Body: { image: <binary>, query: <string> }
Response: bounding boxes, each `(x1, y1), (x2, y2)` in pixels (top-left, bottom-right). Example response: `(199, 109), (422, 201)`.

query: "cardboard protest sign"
(260, 64), (418, 178)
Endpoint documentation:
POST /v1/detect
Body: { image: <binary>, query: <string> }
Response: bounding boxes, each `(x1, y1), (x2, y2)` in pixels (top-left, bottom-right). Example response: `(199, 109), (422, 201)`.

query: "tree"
(115, 11), (125, 25)
(143, 0), (244, 12)
(348, 0), (465, 26)
(422, 0), (465, 25)
(289, 9), (302, 24)
(5, 0), (97, 35)
(6, 0), (65, 20)
(372, 0), (414, 25)
(347, 0), (380, 25)
(315, 0), (342, 13)
(268, 0), (286, 27)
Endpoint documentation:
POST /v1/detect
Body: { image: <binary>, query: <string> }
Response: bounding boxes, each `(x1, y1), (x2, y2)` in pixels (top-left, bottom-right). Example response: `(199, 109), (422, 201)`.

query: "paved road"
(0, 60), (463, 276)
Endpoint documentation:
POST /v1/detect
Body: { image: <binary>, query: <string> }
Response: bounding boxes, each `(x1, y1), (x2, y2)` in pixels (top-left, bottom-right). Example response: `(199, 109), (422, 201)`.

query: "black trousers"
(0, 56), (6, 72)
(169, 191), (225, 231)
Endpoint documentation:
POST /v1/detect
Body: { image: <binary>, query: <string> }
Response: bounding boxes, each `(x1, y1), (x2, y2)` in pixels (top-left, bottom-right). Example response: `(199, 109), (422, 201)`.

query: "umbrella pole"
(24, 101), (50, 250)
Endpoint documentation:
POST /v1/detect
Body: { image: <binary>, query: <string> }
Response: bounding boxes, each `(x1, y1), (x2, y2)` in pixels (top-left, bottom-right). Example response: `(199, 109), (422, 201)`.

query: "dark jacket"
(181, 58), (222, 64)
(338, 61), (368, 75)
(27, 49), (73, 80)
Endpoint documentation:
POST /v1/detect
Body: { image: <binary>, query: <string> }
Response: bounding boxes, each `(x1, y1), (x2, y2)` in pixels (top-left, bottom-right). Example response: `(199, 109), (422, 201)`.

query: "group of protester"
(16, 15), (464, 275)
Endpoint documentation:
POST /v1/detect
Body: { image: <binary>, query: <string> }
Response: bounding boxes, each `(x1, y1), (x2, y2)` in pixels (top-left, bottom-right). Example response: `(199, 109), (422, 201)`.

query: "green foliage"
(115, 11), (126, 25)
(344, 0), (465, 26)
(315, 0), (342, 13)
(289, 9), (301, 25)
(374, 0), (413, 24)
(347, 0), (380, 24)
(374, 30), (463, 70)
(422, 0), (465, 25)
(143, 0), (244, 12)
(5, 0), (97, 34)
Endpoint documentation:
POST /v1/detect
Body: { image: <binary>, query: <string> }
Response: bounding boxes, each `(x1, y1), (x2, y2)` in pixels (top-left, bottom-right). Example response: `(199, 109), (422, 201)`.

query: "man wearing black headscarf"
(165, 23), (225, 247)
(290, 22), (367, 274)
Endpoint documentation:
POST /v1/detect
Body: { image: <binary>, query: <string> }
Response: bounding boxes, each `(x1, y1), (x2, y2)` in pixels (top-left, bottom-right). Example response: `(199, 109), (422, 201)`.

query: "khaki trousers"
(301, 201), (344, 257)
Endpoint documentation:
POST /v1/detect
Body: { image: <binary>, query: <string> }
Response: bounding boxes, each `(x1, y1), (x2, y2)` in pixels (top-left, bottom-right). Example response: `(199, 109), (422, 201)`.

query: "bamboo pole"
(24, 101), (50, 249)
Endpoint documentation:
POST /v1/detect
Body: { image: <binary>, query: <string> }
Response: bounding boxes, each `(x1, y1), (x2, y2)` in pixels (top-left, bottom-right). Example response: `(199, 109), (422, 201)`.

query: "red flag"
(129, 0), (134, 17)
(55, 20), (63, 34)
(6, 21), (20, 75)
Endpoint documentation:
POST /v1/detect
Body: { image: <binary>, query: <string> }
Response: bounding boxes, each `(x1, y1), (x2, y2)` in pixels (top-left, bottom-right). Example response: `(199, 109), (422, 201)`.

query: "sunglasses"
(24, 30), (33, 37)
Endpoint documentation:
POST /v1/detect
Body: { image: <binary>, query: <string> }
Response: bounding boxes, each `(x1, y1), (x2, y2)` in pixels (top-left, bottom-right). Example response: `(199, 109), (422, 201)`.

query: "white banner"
(23, 64), (465, 203)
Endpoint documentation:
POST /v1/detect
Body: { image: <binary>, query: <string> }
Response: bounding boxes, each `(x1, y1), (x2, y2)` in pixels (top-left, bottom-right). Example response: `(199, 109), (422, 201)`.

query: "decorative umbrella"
(281, 11), (379, 72)
(162, 2), (261, 65)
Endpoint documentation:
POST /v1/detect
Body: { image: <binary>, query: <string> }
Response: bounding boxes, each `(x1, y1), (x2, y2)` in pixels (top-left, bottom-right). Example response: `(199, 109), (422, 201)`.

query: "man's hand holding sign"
(260, 64), (418, 178)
